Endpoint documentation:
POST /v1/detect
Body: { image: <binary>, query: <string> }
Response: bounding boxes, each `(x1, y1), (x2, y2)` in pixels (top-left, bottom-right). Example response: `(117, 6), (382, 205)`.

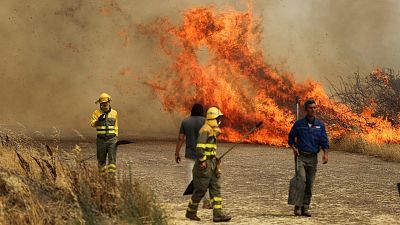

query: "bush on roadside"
(0, 129), (168, 225)
(331, 135), (400, 162)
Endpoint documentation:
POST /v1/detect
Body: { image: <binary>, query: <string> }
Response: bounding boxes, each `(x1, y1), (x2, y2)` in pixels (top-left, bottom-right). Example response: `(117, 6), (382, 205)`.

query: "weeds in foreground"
(0, 130), (168, 225)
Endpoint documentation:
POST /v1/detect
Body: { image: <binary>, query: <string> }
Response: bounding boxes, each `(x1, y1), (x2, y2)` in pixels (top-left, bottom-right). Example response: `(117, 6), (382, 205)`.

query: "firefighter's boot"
(186, 199), (200, 221)
(294, 206), (302, 216)
(302, 205), (312, 217)
(213, 211), (231, 223)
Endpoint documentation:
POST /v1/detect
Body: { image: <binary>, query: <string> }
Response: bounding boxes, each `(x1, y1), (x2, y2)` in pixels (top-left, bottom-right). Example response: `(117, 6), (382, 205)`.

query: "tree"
(329, 68), (400, 125)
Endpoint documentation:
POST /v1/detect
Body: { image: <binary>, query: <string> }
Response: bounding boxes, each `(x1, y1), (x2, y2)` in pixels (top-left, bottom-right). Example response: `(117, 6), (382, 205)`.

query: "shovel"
(288, 96), (305, 205)
(288, 156), (305, 205)
(183, 180), (195, 195)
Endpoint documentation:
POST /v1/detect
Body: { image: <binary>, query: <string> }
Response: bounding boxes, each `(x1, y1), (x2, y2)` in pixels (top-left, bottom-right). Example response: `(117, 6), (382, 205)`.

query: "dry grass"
(0, 129), (168, 225)
(331, 136), (400, 162)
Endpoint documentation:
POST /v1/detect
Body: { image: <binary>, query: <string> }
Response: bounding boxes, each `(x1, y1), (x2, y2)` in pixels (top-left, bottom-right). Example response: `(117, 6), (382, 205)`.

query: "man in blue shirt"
(288, 99), (329, 217)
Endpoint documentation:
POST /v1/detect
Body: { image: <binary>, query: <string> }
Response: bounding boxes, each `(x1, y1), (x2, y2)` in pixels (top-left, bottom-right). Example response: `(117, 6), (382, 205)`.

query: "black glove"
(98, 114), (107, 121)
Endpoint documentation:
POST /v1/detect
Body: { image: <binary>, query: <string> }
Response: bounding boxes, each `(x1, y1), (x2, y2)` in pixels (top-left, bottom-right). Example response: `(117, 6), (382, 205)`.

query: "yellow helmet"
(206, 107), (223, 120)
(95, 93), (111, 104)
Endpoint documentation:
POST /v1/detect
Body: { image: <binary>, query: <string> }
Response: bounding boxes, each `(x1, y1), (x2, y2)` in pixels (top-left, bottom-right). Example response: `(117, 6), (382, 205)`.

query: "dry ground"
(76, 140), (400, 225)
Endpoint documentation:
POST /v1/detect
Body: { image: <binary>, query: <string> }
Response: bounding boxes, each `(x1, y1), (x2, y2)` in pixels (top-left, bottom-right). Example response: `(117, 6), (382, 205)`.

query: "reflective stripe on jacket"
(90, 109), (119, 137)
(196, 124), (217, 161)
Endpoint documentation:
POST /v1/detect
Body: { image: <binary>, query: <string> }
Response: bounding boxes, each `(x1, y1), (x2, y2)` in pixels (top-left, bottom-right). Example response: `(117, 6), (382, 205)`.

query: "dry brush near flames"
(0, 130), (168, 225)
(139, 6), (400, 146)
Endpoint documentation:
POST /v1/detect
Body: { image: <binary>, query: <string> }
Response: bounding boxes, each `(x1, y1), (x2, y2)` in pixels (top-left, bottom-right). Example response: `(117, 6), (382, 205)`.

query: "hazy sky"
(1, 0), (400, 136)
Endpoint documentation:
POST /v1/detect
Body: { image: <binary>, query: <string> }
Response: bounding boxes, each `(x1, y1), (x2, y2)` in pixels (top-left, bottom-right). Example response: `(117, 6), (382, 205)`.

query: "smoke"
(260, 0), (400, 85)
(1, 0), (400, 136)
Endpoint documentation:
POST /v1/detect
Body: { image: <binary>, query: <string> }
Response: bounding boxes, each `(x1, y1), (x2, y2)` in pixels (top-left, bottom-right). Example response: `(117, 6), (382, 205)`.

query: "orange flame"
(139, 6), (400, 145)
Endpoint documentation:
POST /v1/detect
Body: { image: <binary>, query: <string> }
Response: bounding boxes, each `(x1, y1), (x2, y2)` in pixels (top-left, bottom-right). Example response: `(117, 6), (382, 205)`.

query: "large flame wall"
(141, 7), (400, 145)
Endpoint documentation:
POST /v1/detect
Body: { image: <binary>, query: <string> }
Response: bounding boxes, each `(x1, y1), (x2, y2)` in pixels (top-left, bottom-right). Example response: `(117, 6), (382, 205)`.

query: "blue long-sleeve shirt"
(288, 117), (329, 153)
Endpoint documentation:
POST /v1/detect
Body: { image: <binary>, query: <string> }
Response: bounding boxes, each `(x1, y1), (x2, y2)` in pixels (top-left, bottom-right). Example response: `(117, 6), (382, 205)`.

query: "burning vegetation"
(330, 68), (400, 126)
(139, 6), (400, 145)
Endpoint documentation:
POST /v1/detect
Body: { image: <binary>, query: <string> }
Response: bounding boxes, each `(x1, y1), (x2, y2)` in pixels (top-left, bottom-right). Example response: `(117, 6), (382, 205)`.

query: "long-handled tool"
(183, 121), (263, 195)
(218, 121), (263, 161)
(79, 140), (135, 162)
(288, 96), (306, 205)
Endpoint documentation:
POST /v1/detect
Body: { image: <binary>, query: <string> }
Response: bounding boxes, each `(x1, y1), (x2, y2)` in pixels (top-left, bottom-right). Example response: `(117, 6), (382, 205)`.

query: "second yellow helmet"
(206, 107), (223, 120)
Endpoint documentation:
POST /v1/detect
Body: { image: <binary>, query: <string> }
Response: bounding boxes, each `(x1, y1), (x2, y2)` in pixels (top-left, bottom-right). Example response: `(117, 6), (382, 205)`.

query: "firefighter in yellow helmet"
(186, 106), (231, 222)
(90, 93), (119, 175)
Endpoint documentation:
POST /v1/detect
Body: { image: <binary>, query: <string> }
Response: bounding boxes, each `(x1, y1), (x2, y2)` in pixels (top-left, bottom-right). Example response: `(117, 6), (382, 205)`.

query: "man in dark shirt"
(175, 104), (205, 163)
(288, 99), (329, 217)
(175, 104), (211, 208)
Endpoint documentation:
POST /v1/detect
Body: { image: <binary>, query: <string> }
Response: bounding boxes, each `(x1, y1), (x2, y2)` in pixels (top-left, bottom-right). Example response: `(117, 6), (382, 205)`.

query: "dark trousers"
(187, 157), (223, 216)
(96, 136), (117, 172)
(297, 153), (318, 207)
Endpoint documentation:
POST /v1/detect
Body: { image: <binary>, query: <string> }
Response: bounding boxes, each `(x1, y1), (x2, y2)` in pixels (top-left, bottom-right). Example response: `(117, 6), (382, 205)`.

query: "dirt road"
(80, 140), (400, 224)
